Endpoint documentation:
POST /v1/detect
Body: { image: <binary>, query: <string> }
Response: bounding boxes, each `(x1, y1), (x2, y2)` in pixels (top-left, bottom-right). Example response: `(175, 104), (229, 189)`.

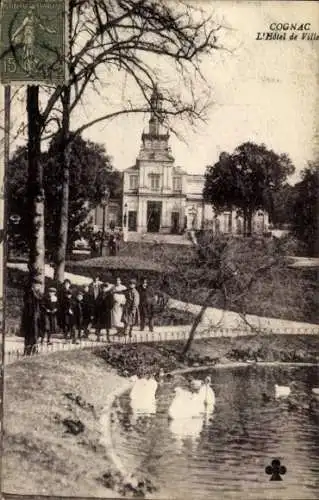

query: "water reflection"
(169, 411), (213, 453)
(110, 365), (319, 499)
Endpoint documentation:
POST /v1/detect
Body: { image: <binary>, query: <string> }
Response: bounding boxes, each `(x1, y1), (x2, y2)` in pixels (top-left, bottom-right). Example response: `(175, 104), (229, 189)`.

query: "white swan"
(311, 388), (319, 396)
(130, 376), (158, 415)
(130, 376), (158, 398)
(169, 379), (215, 450)
(168, 377), (215, 419)
(275, 384), (291, 398)
(170, 415), (204, 451)
(168, 387), (195, 419)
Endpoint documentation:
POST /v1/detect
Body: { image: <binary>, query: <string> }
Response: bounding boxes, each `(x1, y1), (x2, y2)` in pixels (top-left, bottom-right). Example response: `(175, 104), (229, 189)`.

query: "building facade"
(122, 88), (268, 238)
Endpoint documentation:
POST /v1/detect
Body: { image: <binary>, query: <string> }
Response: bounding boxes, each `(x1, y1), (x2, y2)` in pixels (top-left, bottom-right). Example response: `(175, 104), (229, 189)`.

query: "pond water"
(110, 365), (319, 499)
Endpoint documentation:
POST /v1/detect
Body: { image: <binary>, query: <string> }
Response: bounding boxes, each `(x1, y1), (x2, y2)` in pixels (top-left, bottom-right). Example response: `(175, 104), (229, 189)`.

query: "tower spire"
(149, 85), (163, 136)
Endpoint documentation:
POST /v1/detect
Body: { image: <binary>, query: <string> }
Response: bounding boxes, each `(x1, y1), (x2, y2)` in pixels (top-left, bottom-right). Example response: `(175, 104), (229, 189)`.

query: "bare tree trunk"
(22, 86), (45, 354)
(54, 86), (71, 283)
(180, 304), (208, 359)
(54, 3), (73, 283)
(26, 86), (45, 289)
(180, 288), (217, 359)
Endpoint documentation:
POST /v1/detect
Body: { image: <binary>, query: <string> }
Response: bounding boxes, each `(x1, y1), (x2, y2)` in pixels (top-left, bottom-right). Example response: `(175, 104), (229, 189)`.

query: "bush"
(274, 234), (307, 256)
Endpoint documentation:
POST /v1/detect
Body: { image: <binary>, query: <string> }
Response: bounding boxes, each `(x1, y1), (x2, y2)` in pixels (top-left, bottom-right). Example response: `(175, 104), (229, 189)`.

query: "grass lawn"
(74, 241), (195, 265)
(3, 334), (319, 496)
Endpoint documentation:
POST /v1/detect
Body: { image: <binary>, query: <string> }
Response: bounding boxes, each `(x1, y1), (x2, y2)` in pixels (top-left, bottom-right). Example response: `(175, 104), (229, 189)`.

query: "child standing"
(42, 287), (58, 345)
(123, 279), (140, 338)
(82, 284), (94, 337)
(61, 290), (75, 341)
(74, 290), (85, 342)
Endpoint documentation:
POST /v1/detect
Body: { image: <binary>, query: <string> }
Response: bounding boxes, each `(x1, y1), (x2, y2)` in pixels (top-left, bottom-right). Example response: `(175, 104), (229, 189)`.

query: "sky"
(2, 0), (319, 184)
(77, 0), (319, 184)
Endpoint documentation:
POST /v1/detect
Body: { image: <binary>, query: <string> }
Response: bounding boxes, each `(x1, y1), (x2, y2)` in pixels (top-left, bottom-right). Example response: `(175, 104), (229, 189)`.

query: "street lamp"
(9, 214), (21, 225)
(100, 187), (110, 256)
(123, 202), (128, 242)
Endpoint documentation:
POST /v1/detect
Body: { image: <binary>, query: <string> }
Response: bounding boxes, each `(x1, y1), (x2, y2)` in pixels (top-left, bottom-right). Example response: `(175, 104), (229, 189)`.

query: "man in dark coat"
(58, 279), (72, 329)
(82, 284), (94, 336)
(108, 234), (117, 256)
(22, 282), (43, 355)
(95, 282), (113, 341)
(138, 278), (155, 332)
(89, 276), (102, 327)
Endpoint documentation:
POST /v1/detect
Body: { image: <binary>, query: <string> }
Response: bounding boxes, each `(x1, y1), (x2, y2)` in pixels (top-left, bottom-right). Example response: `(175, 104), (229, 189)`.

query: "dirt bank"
(2, 349), (126, 497)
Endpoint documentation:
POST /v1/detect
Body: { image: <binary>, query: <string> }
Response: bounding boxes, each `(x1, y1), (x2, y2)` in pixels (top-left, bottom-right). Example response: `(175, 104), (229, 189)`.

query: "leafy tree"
(204, 142), (295, 235)
(291, 163), (319, 256)
(44, 133), (117, 257)
(270, 183), (296, 226)
(7, 135), (119, 258)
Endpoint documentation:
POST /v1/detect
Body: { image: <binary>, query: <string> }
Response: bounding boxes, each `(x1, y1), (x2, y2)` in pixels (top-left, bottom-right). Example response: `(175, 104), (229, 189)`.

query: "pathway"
(7, 262), (92, 286)
(126, 232), (192, 245)
(287, 256), (319, 269)
(167, 298), (319, 335)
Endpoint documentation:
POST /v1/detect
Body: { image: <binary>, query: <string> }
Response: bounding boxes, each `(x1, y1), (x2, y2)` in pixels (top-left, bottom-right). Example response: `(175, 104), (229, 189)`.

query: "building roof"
(124, 165), (138, 172)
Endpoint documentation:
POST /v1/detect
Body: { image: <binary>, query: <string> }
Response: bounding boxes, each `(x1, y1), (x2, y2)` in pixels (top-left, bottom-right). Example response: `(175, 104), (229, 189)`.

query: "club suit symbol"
(265, 459), (287, 481)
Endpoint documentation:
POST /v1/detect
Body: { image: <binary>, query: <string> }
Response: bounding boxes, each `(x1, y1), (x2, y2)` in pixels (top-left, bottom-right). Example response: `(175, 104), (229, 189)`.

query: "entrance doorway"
(128, 211), (137, 231)
(171, 212), (180, 234)
(147, 201), (162, 233)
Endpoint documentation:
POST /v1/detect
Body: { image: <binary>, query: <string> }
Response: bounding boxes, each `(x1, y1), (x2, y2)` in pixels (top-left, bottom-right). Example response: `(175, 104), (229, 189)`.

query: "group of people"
(89, 230), (121, 256)
(37, 276), (162, 345)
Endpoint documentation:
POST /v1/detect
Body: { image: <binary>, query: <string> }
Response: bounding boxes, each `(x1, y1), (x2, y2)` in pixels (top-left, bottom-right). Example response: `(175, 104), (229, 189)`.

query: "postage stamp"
(0, 0), (68, 84)
(0, 1), (318, 499)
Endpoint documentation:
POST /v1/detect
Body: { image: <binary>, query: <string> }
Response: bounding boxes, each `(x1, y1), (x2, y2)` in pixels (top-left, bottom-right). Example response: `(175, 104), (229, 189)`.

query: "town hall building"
(122, 87), (268, 240)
